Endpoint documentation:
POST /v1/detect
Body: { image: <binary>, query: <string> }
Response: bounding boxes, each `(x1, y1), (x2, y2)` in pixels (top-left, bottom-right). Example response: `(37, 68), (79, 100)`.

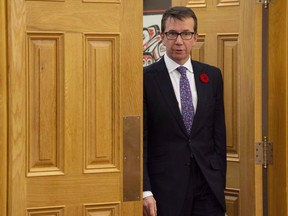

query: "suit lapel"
(190, 61), (208, 137)
(153, 59), (188, 136)
(151, 59), (209, 137)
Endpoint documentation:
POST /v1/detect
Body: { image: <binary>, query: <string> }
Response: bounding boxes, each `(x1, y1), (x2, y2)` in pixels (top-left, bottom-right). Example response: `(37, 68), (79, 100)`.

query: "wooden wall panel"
(192, 34), (205, 63)
(225, 189), (239, 216)
(217, 0), (239, 7)
(217, 34), (239, 161)
(26, 0), (64, 2)
(83, 0), (120, 2)
(84, 34), (120, 173)
(26, 32), (64, 177)
(186, 0), (206, 8)
(27, 206), (65, 216)
(84, 203), (120, 216)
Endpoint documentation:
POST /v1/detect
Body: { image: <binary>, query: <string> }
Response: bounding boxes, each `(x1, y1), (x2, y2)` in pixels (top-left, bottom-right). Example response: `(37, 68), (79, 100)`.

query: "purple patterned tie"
(177, 66), (194, 134)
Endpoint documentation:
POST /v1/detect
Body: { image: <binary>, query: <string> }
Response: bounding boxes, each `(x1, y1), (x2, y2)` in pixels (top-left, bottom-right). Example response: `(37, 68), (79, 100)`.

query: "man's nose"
(175, 35), (184, 44)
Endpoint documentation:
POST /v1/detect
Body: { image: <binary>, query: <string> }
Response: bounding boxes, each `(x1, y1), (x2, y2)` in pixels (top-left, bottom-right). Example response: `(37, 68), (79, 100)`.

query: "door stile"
(121, 0), (143, 214)
(7, 0), (27, 215)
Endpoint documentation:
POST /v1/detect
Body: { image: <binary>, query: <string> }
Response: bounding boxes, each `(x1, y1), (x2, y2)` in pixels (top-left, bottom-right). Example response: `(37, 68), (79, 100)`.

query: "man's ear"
(194, 33), (199, 41)
(160, 32), (165, 40)
(160, 33), (166, 46)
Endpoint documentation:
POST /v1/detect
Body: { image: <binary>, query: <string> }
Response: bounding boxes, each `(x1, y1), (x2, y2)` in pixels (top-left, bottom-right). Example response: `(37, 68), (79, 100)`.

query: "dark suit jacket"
(143, 58), (226, 216)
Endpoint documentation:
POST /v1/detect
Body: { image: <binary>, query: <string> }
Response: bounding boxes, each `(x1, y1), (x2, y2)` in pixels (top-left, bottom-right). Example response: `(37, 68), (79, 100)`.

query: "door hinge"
(256, 136), (273, 168)
(257, 0), (272, 9)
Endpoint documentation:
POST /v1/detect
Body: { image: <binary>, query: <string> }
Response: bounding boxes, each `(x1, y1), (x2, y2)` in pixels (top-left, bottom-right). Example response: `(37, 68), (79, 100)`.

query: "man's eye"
(169, 32), (177, 36)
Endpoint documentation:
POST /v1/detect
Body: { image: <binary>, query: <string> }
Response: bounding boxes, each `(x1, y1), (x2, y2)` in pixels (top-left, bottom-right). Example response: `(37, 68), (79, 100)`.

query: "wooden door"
(172, 0), (263, 215)
(5, 0), (143, 215)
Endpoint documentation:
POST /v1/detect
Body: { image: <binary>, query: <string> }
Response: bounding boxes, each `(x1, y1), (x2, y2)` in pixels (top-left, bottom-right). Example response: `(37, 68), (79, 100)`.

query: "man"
(143, 6), (227, 216)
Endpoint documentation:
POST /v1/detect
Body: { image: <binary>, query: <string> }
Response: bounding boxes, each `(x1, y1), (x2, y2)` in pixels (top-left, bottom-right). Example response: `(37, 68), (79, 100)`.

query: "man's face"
(161, 17), (198, 65)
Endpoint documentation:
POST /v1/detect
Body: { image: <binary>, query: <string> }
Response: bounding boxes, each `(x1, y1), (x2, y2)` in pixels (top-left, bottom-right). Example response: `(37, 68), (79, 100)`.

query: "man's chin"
(172, 55), (188, 64)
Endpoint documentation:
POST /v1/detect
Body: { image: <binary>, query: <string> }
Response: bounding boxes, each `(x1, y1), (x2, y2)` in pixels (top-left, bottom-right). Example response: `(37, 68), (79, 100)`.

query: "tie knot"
(177, 66), (187, 76)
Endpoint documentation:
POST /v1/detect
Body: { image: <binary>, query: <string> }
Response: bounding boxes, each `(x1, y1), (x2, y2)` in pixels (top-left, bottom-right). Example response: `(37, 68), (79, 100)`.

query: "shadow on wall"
(143, 25), (166, 67)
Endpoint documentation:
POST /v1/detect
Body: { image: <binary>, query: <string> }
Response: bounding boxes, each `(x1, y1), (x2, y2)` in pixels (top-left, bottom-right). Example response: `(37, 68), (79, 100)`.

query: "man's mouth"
(175, 49), (184, 53)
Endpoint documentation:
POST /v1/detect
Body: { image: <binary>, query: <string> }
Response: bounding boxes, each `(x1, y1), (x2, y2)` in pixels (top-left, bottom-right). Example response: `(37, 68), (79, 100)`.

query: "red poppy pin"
(200, 73), (209, 83)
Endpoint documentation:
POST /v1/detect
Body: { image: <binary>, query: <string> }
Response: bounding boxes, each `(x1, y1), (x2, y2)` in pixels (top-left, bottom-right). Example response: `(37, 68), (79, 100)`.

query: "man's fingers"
(143, 196), (157, 216)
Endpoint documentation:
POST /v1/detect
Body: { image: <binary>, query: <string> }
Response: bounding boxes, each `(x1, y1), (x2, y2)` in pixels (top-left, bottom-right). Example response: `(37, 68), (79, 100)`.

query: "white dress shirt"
(164, 54), (198, 112)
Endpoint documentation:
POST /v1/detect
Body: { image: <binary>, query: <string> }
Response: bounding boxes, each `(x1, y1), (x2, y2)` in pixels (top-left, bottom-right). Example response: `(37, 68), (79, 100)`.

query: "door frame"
(254, 4), (264, 216)
(0, 0), (7, 215)
(267, 1), (288, 215)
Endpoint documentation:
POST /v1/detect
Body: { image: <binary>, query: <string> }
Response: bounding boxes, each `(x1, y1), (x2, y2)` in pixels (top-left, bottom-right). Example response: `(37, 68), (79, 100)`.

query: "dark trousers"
(179, 158), (225, 216)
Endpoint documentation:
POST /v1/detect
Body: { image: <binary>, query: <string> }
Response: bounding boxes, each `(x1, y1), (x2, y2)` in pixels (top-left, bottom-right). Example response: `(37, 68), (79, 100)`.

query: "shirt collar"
(164, 53), (193, 74)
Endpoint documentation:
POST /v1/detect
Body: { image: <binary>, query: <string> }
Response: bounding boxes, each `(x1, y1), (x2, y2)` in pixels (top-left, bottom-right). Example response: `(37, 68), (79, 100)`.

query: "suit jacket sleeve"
(213, 67), (227, 182)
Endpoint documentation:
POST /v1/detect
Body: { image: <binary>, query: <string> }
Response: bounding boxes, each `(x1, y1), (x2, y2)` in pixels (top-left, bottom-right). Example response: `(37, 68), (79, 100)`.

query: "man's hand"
(143, 195), (157, 216)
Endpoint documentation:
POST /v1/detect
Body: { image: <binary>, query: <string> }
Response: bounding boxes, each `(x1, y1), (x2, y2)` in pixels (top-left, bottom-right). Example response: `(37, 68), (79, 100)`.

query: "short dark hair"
(161, 6), (198, 33)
